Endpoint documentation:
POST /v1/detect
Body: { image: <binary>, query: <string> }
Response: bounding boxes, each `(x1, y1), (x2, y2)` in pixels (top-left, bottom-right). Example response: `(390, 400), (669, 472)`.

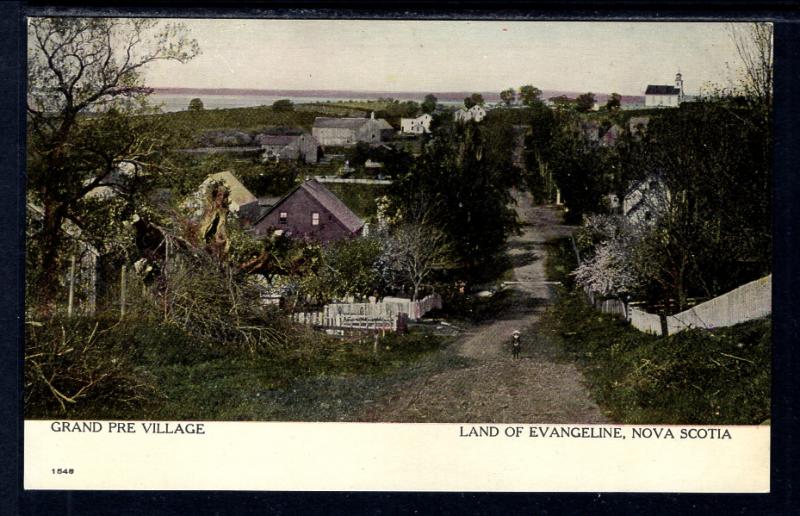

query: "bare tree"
(728, 22), (773, 106)
(384, 224), (456, 301)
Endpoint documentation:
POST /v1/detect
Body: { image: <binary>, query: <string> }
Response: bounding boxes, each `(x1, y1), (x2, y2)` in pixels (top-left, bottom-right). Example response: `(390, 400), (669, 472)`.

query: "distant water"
(151, 93), (461, 113)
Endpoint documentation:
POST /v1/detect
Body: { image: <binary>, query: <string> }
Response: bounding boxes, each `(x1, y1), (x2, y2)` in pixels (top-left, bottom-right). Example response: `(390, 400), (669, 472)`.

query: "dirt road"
(360, 191), (609, 423)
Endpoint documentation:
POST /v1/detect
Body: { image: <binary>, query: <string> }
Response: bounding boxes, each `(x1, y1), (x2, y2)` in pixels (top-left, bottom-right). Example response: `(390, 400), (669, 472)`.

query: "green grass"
(539, 236), (771, 424)
(152, 105), (329, 147)
(25, 315), (453, 421)
(323, 183), (388, 219)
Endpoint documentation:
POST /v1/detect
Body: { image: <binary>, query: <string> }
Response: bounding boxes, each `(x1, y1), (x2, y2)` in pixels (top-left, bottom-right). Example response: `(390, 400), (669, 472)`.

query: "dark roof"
(299, 180), (364, 233)
(645, 85), (680, 95)
(259, 196), (281, 206)
(256, 179), (364, 234)
(238, 200), (270, 224)
(313, 117), (369, 129)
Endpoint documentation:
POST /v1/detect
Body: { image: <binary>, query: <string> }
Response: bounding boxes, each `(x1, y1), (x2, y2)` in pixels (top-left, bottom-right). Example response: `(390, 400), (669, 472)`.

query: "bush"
(24, 315), (161, 418)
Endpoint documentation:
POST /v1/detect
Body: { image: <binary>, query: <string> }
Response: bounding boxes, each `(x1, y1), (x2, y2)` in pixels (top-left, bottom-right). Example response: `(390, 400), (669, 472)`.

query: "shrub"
(24, 316), (160, 417)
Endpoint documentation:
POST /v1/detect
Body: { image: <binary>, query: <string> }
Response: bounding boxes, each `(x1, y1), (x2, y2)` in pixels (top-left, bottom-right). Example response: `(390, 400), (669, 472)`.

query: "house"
(238, 196), (281, 226)
(400, 113), (432, 134)
(251, 179), (365, 243)
(645, 72), (685, 108)
(623, 174), (669, 226)
(599, 124), (623, 147)
(257, 133), (319, 163)
(628, 116), (650, 136)
(312, 112), (393, 146)
(186, 171), (258, 219)
(454, 105), (487, 123)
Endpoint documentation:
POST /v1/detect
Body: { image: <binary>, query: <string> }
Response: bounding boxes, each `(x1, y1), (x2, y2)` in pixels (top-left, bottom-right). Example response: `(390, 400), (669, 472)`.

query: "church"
(644, 72), (685, 108)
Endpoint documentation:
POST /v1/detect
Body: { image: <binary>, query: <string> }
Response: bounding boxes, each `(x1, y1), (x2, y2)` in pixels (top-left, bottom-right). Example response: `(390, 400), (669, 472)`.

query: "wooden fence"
(292, 294), (442, 332)
(626, 275), (772, 336)
(313, 176), (393, 185)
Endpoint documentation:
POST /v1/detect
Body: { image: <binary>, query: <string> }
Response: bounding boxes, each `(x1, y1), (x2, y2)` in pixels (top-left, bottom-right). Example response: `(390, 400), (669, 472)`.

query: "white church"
(644, 72), (685, 108)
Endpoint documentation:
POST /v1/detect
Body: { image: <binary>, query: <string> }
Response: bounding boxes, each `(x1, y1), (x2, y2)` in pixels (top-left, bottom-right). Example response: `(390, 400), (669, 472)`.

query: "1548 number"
(51, 468), (74, 475)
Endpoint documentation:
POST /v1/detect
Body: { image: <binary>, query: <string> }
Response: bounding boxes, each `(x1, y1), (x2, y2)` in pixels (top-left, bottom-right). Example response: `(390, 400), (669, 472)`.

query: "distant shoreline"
(151, 87), (644, 104)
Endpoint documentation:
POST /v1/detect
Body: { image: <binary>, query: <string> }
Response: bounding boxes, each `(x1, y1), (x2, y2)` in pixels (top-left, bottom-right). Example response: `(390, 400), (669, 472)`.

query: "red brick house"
(251, 179), (364, 243)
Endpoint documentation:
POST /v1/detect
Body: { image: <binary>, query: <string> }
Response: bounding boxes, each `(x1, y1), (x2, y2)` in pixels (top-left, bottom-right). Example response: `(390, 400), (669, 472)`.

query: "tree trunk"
(35, 198), (66, 314)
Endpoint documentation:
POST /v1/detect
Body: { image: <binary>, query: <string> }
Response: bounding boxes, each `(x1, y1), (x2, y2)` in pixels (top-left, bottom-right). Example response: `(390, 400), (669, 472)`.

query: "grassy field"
(538, 237), (771, 424)
(25, 315), (457, 421)
(323, 183), (388, 220)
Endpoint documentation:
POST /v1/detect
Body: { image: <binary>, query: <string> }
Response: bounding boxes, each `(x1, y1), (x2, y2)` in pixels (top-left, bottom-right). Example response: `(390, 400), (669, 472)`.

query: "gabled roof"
(645, 85), (680, 95)
(256, 179), (364, 233)
(313, 117), (369, 129)
(202, 171), (257, 208)
(374, 119), (393, 130)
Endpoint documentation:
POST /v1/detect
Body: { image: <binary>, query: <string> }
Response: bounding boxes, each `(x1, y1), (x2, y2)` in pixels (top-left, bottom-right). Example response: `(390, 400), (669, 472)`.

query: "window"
(279, 212), (288, 224)
(311, 212), (320, 226)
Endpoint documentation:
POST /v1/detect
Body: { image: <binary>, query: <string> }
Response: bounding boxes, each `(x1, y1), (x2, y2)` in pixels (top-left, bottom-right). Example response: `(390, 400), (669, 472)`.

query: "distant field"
(151, 102), (384, 147)
(324, 182), (388, 220)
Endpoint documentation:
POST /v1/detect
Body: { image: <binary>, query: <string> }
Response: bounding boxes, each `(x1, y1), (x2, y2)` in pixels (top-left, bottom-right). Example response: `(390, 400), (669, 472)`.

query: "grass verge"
(540, 237), (771, 424)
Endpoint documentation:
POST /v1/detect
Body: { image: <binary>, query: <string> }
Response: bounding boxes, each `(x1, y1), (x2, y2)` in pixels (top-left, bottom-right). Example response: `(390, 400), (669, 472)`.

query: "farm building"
(312, 112), (393, 146)
(251, 179), (364, 243)
(256, 133), (320, 163)
(400, 113), (432, 134)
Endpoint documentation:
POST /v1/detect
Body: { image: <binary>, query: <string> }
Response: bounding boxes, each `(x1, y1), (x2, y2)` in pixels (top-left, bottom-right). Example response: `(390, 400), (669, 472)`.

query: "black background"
(2, 2), (797, 514)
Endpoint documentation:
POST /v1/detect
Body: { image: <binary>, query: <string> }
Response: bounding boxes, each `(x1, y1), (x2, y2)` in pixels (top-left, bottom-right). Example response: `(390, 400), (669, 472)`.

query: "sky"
(143, 20), (749, 96)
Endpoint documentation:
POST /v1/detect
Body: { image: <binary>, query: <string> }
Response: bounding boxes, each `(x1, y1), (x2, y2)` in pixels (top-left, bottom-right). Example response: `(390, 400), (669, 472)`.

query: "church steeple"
(675, 72), (684, 102)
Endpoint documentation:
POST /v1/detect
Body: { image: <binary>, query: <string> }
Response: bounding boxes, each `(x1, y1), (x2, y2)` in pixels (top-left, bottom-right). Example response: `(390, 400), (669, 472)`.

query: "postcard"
(23, 17), (771, 492)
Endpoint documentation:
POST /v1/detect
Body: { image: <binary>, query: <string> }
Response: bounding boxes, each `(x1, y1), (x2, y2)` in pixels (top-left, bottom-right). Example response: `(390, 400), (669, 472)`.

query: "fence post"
(120, 264), (127, 319)
(67, 254), (76, 318)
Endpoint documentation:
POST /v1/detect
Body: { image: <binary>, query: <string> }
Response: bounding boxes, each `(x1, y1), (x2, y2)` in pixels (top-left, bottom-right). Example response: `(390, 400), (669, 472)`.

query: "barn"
(312, 112), (393, 146)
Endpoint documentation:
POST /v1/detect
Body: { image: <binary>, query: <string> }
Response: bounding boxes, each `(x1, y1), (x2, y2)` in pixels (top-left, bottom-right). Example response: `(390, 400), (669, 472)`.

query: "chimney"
(370, 111), (375, 120)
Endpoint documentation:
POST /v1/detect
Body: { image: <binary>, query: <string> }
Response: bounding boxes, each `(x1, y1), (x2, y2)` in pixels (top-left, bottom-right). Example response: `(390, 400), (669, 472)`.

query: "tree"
(188, 98), (204, 111)
(728, 22), (773, 107)
(605, 93), (621, 111)
(518, 85), (543, 107)
(464, 93), (484, 109)
(384, 224), (455, 301)
(549, 95), (574, 109)
(576, 92), (596, 112)
(421, 93), (438, 114)
(388, 120), (520, 284)
(500, 88), (516, 107)
(272, 99), (294, 112)
(301, 237), (384, 303)
(27, 18), (199, 309)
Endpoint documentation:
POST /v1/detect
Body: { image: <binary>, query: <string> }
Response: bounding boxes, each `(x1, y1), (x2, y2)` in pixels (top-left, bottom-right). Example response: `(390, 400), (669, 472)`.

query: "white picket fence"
(292, 294), (442, 332)
(627, 275), (772, 336)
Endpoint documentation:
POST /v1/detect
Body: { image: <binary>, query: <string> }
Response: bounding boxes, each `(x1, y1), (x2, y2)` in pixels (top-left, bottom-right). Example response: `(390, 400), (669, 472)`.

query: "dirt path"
(359, 191), (609, 423)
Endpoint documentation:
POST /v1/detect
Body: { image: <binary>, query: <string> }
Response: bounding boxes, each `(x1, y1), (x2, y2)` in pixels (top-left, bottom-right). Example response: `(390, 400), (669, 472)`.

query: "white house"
(623, 174), (669, 226)
(644, 72), (685, 108)
(400, 113), (432, 134)
(454, 105), (487, 123)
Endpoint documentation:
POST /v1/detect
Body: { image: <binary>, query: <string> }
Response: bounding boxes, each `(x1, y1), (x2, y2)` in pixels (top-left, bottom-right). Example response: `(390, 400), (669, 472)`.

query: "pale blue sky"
(143, 20), (751, 95)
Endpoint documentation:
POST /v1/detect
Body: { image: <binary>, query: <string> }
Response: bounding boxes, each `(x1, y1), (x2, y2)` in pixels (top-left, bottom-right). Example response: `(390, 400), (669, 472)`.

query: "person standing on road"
(512, 330), (521, 359)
